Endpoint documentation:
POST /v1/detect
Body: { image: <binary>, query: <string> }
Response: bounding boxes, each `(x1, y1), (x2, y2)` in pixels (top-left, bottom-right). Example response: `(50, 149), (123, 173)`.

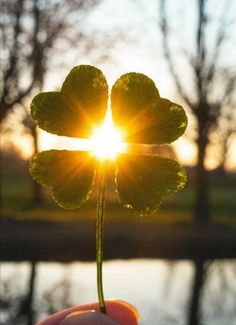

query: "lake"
(1, 259), (236, 324)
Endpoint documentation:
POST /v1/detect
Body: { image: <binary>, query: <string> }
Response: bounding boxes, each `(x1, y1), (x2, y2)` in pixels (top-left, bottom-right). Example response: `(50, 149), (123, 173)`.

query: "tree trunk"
(217, 128), (232, 175)
(187, 259), (206, 325)
(194, 128), (210, 222)
(31, 126), (43, 205)
(0, 102), (12, 123)
(26, 262), (36, 325)
(16, 262), (37, 325)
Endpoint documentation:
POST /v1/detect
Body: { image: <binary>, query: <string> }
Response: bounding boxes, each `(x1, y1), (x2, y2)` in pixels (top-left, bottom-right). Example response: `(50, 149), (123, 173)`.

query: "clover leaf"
(30, 150), (95, 208)
(29, 64), (188, 314)
(116, 154), (187, 216)
(111, 73), (187, 144)
(31, 66), (108, 138)
(30, 66), (187, 211)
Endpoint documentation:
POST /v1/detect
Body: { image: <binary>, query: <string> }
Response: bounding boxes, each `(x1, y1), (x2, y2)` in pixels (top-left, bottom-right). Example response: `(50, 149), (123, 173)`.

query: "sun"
(89, 108), (126, 160)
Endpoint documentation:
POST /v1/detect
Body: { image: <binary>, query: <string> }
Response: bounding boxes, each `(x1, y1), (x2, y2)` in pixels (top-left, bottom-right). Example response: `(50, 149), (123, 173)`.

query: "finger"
(36, 299), (139, 325)
(60, 310), (118, 325)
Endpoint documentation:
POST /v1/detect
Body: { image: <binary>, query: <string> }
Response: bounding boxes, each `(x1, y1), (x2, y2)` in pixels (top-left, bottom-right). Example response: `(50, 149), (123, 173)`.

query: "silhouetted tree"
(1, 0), (101, 204)
(159, 0), (236, 221)
(0, 0), (100, 122)
(16, 262), (37, 325)
(214, 101), (236, 173)
(22, 108), (43, 204)
(187, 259), (209, 325)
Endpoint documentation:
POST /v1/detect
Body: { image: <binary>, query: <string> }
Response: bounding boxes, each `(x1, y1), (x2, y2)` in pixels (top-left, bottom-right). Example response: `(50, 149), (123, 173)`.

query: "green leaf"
(139, 98), (188, 144)
(61, 65), (108, 136)
(31, 92), (89, 138)
(29, 150), (95, 209)
(116, 154), (187, 216)
(111, 72), (187, 144)
(31, 65), (108, 138)
(111, 72), (160, 142)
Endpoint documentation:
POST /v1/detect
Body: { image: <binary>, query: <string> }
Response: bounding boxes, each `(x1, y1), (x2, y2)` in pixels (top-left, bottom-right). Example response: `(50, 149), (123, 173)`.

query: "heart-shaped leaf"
(30, 150), (95, 208)
(132, 98), (187, 144)
(116, 154), (187, 216)
(62, 65), (108, 136)
(31, 92), (86, 137)
(31, 65), (108, 138)
(111, 72), (160, 142)
(111, 73), (187, 144)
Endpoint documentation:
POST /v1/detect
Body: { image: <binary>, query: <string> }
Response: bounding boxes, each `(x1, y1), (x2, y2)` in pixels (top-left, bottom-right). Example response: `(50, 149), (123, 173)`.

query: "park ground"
(1, 161), (236, 262)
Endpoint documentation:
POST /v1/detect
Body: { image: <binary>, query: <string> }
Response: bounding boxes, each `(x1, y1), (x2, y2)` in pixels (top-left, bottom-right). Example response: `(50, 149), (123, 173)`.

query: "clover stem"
(96, 161), (107, 314)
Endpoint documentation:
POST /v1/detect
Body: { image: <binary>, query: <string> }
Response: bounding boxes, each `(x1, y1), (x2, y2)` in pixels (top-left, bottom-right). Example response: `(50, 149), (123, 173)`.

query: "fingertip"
(60, 310), (118, 325)
(36, 299), (139, 325)
(105, 300), (140, 325)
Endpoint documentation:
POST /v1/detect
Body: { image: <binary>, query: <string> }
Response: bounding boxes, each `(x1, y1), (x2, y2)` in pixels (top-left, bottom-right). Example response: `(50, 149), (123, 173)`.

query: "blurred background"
(0, 0), (236, 324)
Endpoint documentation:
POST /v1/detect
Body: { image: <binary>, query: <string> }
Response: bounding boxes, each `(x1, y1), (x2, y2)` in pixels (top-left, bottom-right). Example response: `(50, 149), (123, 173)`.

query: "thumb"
(60, 310), (118, 325)
(36, 300), (139, 325)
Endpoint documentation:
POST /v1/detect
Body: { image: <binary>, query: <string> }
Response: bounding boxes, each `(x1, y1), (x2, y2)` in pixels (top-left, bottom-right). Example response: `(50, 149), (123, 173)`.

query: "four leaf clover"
(30, 65), (187, 216)
(29, 64), (188, 314)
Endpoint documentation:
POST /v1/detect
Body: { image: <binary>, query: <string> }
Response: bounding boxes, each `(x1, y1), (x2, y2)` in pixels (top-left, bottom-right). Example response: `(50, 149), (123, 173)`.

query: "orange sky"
(3, 116), (236, 172)
(1, 0), (235, 171)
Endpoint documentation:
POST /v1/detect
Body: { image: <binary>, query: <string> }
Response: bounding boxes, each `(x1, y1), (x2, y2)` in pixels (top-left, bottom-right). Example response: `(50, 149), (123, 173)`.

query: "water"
(1, 259), (236, 324)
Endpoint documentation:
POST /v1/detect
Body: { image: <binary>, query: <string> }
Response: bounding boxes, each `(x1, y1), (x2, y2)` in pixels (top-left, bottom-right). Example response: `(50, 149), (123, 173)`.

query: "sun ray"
(88, 107), (126, 160)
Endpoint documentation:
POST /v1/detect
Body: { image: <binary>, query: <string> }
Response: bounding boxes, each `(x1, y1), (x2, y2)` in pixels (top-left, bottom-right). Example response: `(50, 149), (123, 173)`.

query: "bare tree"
(214, 93), (236, 173)
(187, 259), (209, 325)
(159, 0), (236, 221)
(22, 109), (43, 204)
(0, 0), (100, 122)
(1, 0), (101, 204)
(15, 262), (37, 325)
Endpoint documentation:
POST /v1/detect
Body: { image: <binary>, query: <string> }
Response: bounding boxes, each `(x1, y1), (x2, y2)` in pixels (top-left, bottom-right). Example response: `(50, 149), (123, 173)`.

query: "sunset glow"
(89, 108), (126, 160)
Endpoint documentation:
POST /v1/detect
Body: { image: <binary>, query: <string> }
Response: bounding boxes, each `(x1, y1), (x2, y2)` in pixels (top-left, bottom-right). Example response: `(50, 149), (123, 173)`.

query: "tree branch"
(159, 0), (193, 108)
(206, 0), (233, 85)
(1, 0), (24, 101)
(194, 0), (207, 100)
(0, 0), (101, 122)
(220, 75), (235, 107)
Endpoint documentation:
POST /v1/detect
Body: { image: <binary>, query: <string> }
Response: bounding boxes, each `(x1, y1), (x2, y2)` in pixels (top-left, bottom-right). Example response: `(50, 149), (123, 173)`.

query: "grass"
(1, 170), (236, 226)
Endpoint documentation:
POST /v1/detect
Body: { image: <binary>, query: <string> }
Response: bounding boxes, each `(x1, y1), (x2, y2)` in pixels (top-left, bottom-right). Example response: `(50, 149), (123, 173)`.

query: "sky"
(2, 0), (236, 170)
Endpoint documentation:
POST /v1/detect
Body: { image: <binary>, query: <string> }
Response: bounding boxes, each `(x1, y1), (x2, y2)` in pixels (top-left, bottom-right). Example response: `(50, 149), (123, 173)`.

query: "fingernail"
(60, 310), (119, 325)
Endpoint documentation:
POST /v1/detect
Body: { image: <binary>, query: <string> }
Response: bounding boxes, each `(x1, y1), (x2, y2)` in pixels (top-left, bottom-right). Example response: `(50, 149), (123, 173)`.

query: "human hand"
(36, 299), (139, 325)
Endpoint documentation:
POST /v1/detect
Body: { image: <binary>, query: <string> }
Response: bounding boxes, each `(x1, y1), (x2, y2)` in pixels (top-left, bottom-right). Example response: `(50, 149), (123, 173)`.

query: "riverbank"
(1, 217), (236, 262)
